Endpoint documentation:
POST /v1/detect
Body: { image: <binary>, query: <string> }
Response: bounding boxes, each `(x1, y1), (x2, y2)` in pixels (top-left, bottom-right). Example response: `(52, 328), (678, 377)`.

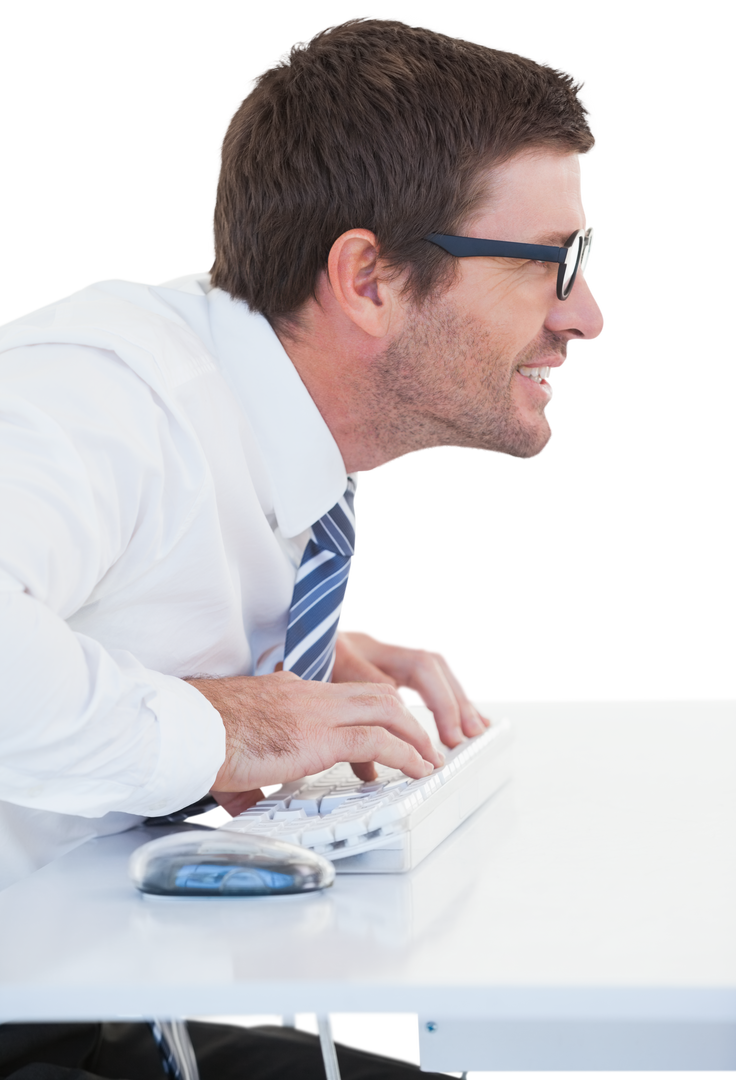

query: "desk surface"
(1, 701), (734, 1023)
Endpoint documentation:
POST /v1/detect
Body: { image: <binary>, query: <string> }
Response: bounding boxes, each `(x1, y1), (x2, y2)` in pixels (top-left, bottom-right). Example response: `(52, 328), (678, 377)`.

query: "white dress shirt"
(0, 274), (348, 888)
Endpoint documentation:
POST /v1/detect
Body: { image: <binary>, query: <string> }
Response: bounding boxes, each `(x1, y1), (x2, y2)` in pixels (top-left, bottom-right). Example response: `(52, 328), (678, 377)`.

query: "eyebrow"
(533, 231), (575, 247)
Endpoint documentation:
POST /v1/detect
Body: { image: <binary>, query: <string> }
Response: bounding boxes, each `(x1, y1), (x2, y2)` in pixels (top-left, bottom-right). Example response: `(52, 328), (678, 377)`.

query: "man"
(0, 18), (603, 1079)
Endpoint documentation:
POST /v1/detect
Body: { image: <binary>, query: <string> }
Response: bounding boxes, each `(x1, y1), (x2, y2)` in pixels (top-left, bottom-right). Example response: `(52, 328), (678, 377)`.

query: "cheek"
(490, 293), (549, 365)
(473, 304), (545, 366)
(464, 269), (514, 313)
(456, 273), (548, 358)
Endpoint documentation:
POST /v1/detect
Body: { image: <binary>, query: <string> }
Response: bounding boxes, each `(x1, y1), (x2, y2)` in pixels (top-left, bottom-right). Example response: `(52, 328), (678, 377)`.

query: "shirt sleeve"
(0, 343), (226, 818)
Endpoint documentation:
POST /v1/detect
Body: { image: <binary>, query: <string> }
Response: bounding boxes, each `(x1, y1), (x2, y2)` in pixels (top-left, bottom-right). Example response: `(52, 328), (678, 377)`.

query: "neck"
(275, 319), (408, 473)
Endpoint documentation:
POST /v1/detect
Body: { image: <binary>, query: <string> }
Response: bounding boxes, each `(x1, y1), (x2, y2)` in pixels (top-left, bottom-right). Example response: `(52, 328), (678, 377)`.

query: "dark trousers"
(0, 1021), (443, 1079)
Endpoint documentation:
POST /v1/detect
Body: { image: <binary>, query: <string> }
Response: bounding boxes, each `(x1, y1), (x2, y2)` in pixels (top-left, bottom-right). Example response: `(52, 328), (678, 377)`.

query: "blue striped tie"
(146, 1019), (184, 1071)
(283, 478), (356, 682)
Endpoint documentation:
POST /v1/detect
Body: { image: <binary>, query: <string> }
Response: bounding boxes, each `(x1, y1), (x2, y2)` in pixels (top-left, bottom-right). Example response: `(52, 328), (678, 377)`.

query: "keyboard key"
(320, 793), (362, 814)
(407, 773), (441, 795)
(279, 825), (306, 844)
(223, 812), (272, 825)
(368, 799), (409, 829)
(297, 784), (335, 797)
(255, 799), (289, 812)
(381, 778), (410, 794)
(226, 820), (276, 834)
(288, 798), (322, 816)
(333, 783), (364, 794)
(300, 820), (336, 845)
(333, 815), (371, 841)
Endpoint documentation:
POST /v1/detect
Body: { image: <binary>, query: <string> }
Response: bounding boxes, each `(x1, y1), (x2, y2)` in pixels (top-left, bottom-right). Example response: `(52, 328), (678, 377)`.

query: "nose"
(546, 272), (603, 340)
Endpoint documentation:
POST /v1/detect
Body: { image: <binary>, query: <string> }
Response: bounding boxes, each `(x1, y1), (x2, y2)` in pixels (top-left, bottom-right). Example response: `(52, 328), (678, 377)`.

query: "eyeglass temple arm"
(424, 233), (568, 263)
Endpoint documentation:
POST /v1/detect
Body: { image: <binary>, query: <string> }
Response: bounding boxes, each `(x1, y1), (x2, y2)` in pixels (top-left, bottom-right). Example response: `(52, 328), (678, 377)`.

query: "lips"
(516, 356), (566, 373)
(514, 371), (553, 406)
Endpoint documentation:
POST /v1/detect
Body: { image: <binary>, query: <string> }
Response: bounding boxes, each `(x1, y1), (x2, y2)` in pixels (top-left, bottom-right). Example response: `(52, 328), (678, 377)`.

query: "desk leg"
(318, 1015), (343, 1080)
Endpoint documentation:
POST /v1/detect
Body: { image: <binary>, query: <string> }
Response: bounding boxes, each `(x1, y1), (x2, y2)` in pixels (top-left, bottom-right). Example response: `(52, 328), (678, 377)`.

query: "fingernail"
(422, 759), (436, 775)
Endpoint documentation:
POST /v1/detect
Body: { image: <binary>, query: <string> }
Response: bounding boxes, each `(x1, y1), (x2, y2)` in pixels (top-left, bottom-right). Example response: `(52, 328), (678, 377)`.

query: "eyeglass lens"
(560, 229), (593, 299)
(562, 233), (583, 295)
(580, 229), (593, 274)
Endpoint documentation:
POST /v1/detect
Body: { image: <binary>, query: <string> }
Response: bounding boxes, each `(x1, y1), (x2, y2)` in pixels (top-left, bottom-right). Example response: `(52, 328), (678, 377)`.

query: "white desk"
(1, 702), (734, 1071)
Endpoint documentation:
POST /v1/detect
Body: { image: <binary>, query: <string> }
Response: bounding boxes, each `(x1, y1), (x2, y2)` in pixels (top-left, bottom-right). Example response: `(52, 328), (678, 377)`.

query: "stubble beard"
(369, 295), (556, 461)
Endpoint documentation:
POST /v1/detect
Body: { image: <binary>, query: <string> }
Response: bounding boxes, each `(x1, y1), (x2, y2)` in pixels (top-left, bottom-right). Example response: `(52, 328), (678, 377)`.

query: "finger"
(395, 652), (486, 744)
(350, 761), (378, 782)
(211, 788), (264, 817)
(393, 654), (467, 748)
(343, 638), (489, 741)
(330, 686), (444, 768)
(335, 651), (398, 686)
(431, 656), (489, 737)
(267, 676), (443, 769)
(333, 725), (437, 780)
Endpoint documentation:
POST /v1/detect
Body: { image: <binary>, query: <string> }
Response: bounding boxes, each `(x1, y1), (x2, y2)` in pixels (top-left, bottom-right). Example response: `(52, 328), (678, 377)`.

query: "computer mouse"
(128, 829), (335, 897)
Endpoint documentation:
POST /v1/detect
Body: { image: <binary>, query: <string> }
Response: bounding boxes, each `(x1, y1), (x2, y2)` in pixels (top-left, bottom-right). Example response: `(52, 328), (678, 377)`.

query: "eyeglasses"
(424, 228), (593, 301)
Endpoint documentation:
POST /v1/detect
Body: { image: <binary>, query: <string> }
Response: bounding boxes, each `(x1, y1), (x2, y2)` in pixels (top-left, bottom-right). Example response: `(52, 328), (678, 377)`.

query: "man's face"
(377, 150), (604, 459)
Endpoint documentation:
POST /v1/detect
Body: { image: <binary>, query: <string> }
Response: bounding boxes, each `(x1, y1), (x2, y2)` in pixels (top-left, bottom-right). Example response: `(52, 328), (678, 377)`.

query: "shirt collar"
(204, 285), (347, 539)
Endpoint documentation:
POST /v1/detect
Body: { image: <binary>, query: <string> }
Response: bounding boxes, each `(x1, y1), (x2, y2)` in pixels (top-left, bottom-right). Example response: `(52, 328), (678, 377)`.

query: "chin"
(505, 419), (551, 462)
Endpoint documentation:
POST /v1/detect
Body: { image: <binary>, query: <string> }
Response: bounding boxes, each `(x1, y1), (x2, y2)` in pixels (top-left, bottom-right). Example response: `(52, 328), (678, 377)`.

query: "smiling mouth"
(514, 371), (553, 406)
(516, 362), (551, 384)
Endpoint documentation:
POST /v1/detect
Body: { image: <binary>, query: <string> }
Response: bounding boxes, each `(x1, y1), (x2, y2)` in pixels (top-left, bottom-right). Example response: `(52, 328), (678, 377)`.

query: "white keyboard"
(218, 717), (513, 872)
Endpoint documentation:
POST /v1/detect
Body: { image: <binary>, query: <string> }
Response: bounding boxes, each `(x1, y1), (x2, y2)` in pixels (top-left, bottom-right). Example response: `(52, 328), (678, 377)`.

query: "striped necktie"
(148, 1020), (199, 1080)
(283, 478), (356, 682)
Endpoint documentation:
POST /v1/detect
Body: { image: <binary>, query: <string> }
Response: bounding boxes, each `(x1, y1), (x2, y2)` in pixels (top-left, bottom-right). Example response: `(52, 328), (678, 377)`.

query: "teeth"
(518, 366), (551, 383)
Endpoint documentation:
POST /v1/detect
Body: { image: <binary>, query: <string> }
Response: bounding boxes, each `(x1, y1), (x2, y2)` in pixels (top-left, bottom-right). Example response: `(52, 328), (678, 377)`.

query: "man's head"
(212, 20), (603, 469)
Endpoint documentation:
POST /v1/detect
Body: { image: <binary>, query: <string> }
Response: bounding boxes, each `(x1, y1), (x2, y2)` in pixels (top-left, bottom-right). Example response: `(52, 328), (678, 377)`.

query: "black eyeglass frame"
(424, 228), (593, 301)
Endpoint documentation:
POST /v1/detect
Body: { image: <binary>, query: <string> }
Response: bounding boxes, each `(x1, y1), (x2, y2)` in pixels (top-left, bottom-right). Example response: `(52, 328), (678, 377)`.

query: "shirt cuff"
(117, 666), (227, 817)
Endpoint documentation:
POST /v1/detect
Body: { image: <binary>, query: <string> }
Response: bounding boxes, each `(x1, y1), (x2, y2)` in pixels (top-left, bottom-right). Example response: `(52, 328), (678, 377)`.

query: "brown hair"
(211, 19), (593, 330)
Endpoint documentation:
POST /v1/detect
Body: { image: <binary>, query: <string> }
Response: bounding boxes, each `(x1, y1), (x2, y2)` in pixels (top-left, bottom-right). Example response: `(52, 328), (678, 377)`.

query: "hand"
(332, 630), (488, 781)
(187, 671), (445, 800)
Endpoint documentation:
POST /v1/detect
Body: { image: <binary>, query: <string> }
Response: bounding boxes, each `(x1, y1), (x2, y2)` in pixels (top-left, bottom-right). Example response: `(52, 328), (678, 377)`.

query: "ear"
(326, 229), (400, 338)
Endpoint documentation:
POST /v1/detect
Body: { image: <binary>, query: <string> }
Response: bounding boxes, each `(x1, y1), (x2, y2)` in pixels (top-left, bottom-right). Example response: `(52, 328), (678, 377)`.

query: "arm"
(0, 585), (225, 817)
(0, 347), (225, 818)
(0, 345), (441, 819)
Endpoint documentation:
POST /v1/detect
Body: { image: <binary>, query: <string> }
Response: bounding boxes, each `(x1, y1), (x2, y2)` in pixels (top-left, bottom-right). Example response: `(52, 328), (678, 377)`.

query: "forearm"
(0, 588), (225, 818)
